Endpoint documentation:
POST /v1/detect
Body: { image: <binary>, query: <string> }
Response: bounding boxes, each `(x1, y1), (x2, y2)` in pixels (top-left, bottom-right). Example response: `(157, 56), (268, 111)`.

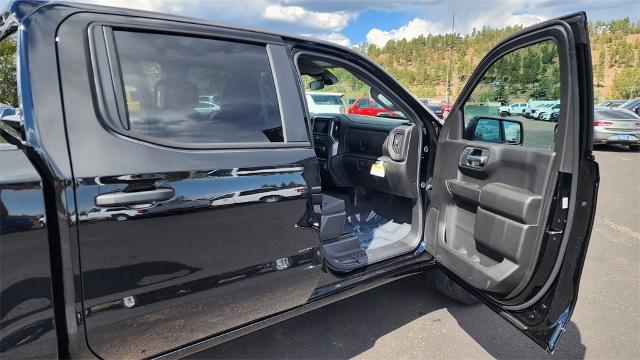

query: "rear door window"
(113, 31), (283, 145)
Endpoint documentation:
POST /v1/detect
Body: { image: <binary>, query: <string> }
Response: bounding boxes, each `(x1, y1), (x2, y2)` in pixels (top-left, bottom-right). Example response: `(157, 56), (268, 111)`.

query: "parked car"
(592, 107), (640, 150)
(194, 100), (220, 115)
(348, 96), (399, 117)
(305, 92), (345, 115)
(210, 186), (307, 206)
(537, 103), (561, 121)
(498, 102), (527, 116)
(595, 99), (625, 107)
(525, 101), (559, 119)
(0, 104), (16, 118)
(618, 98), (640, 115)
(427, 103), (444, 118)
(0, 3), (599, 359)
(79, 207), (142, 222)
(438, 101), (453, 118)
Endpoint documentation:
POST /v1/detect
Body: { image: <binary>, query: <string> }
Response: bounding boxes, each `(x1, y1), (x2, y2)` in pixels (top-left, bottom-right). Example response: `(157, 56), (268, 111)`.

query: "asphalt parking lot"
(192, 144), (640, 360)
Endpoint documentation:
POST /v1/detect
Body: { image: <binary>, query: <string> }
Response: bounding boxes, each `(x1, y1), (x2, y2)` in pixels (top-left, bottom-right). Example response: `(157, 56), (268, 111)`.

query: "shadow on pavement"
(593, 144), (638, 152)
(189, 274), (585, 359)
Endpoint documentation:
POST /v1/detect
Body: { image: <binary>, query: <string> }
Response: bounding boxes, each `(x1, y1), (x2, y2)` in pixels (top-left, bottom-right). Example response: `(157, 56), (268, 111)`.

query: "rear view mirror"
(464, 116), (523, 145)
(308, 69), (339, 91)
(309, 80), (324, 90)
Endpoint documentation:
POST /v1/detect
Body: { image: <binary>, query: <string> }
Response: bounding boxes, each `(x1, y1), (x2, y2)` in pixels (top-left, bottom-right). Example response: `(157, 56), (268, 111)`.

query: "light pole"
(445, 12), (455, 105)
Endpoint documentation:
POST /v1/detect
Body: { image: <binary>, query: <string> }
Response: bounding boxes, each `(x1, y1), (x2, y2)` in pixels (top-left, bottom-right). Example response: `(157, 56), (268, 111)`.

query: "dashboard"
(311, 114), (420, 199)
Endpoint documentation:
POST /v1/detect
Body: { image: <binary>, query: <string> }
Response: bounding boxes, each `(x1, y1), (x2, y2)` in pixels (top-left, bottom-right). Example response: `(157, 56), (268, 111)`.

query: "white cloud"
(313, 32), (352, 47)
(366, 18), (445, 47)
(263, 5), (354, 32)
(465, 11), (547, 34)
(503, 13), (547, 27)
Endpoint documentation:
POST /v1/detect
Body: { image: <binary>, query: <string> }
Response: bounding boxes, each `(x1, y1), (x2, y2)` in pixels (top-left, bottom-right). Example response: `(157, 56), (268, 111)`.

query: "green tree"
(0, 35), (18, 107)
(611, 67), (640, 98)
(594, 50), (605, 86)
(531, 78), (551, 100)
(493, 82), (509, 105)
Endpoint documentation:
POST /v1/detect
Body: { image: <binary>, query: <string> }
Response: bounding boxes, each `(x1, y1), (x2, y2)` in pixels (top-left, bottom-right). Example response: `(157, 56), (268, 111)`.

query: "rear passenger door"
(57, 14), (321, 358)
(426, 13), (599, 351)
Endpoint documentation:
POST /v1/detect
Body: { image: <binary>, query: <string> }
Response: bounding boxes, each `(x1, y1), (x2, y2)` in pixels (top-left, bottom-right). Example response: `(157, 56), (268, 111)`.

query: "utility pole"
(445, 12), (455, 104)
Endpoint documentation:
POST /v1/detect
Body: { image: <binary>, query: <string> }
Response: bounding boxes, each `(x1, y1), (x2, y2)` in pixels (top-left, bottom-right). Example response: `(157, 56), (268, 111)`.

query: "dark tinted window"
(620, 98), (640, 110)
(114, 31), (282, 145)
(358, 99), (371, 108)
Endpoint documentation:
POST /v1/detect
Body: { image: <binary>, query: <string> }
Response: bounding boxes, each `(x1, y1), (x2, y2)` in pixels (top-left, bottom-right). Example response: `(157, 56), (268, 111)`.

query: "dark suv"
(0, 2), (599, 359)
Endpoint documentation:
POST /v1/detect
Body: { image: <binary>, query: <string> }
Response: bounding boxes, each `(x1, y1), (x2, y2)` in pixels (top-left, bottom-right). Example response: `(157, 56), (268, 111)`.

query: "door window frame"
(88, 22), (310, 150)
(453, 30), (576, 171)
(291, 50), (422, 128)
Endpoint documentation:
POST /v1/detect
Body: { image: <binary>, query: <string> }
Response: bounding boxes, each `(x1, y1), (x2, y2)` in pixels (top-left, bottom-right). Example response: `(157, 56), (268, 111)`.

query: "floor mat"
(345, 210), (412, 251)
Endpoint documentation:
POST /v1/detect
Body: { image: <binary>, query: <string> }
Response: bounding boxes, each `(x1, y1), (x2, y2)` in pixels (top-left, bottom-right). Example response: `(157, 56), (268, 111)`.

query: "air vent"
(392, 133), (404, 154)
(332, 122), (341, 138)
(387, 127), (408, 161)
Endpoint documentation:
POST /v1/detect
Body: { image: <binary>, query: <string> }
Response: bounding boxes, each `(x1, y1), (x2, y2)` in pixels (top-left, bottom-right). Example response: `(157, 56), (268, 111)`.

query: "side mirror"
(464, 116), (523, 145)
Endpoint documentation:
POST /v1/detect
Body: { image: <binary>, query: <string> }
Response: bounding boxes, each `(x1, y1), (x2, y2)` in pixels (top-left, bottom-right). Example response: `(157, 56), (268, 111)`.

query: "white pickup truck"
(498, 103), (527, 116)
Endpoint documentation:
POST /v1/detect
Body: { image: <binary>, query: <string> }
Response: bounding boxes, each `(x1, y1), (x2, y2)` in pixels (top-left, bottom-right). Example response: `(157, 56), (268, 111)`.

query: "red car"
(348, 97), (398, 117)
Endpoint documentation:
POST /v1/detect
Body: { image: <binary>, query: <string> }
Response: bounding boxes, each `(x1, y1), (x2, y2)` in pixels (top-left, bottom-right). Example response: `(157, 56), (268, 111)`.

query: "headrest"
(154, 78), (199, 112)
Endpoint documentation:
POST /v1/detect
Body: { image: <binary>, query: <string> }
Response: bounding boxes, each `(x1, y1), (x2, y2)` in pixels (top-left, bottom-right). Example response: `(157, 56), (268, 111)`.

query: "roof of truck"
(2, 0), (356, 56)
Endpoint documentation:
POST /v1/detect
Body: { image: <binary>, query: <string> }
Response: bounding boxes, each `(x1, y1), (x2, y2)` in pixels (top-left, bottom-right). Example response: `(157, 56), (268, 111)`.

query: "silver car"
(593, 107), (640, 150)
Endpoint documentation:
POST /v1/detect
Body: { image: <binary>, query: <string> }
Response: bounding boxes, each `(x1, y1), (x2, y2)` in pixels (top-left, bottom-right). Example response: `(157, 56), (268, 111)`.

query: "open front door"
(425, 12), (599, 352)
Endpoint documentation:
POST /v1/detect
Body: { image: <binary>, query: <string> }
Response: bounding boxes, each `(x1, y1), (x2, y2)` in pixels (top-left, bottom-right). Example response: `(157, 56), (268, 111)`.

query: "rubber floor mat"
(345, 210), (412, 251)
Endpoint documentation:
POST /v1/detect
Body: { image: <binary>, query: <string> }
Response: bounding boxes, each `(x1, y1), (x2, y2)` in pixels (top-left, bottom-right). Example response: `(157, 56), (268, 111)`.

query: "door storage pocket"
(474, 207), (538, 263)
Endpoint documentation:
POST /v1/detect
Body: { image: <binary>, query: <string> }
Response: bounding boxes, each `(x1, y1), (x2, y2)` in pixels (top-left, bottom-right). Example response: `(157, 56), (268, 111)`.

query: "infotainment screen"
(313, 119), (330, 134)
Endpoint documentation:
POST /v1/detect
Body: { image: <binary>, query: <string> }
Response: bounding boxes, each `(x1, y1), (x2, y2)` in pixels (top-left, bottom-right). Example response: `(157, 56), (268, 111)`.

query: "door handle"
(95, 188), (174, 207)
(466, 154), (487, 167)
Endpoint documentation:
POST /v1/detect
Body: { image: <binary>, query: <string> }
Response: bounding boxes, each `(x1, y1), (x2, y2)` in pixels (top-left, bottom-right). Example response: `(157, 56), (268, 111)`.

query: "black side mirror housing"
(464, 116), (523, 145)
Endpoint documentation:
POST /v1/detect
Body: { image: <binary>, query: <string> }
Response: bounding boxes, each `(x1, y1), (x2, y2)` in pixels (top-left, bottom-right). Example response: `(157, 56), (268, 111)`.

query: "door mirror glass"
(309, 80), (324, 90)
(503, 119), (523, 144)
(462, 40), (560, 150)
(465, 116), (523, 145)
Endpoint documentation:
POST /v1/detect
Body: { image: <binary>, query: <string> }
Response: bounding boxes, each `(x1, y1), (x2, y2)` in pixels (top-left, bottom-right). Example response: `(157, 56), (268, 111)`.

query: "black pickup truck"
(0, 1), (599, 358)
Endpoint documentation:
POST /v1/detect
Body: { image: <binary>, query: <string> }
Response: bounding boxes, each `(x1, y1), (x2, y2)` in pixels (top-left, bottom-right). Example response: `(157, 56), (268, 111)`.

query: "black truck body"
(0, 1), (599, 359)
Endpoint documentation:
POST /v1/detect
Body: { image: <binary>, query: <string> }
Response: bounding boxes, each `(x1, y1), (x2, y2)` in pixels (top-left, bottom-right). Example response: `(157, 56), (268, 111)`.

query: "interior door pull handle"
(467, 155), (487, 166)
(95, 188), (175, 207)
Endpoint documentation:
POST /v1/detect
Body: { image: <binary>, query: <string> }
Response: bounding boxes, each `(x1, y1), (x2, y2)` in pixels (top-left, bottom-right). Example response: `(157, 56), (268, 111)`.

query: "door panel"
(432, 136), (555, 294)
(57, 13), (322, 358)
(73, 164), (319, 358)
(427, 13), (598, 351)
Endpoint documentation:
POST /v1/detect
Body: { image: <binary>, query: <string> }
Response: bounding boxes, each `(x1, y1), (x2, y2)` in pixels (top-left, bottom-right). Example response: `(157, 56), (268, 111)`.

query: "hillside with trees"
(1, 18), (638, 109)
(360, 17), (640, 104)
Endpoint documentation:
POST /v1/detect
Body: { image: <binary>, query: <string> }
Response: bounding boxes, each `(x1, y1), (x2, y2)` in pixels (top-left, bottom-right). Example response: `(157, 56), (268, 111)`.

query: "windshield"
(620, 98), (640, 110)
(310, 94), (343, 105)
(298, 56), (407, 120)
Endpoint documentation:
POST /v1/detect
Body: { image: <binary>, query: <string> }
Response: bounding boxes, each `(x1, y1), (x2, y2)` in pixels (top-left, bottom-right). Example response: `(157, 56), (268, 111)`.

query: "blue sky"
(2, 0), (639, 46)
